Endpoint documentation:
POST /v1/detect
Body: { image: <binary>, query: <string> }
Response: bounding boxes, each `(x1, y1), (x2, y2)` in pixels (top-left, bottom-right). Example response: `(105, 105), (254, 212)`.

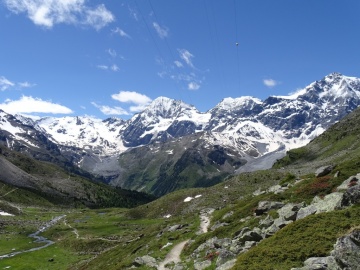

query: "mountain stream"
(0, 215), (66, 260)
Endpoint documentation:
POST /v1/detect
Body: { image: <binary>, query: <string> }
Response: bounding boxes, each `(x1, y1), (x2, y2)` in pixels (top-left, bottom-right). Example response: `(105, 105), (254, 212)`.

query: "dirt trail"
(158, 208), (214, 269)
(198, 208), (214, 234)
(158, 240), (189, 270)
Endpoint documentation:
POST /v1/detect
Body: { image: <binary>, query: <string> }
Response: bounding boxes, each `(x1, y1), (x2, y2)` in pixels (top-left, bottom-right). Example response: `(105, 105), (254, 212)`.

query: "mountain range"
(1, 72), (360, 196)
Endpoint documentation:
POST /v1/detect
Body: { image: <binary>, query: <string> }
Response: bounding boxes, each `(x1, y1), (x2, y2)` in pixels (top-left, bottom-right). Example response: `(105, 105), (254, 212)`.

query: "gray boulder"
(331, 230), (360, 269)
(259, 215), (274, 228)
(262, 223), (281, 238)
(237, 229), (263, 244)
(133, 255), (157, 268)
(315, 165), (334, 177)
(254, 201), (285, 216)
(337, 173), (360, 191)
(296, 204), (318, 220)
(341, 185), (360, 207)
(215, 249), (236, 267)
(194, 260), (212, 270)
(216, 259), (236, 270)
(278, 203), (304, 221)
(291, 256), (340, 270)
(296, 193), (343, 220)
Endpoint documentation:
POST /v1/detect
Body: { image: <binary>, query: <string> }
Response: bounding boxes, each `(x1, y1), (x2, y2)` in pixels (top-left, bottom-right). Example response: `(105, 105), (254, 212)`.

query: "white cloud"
(178, 49), (194, 68)
(263, 78), (278, 88)
(153, 22), (168, 39)
(4, 0), (114, 29)
(0, 96), (73, 114)
(174, 60), (183, 68)
(107, 48), (117, 58)
(112, 91), (151, 105)
(188, 82), (200, 90)
(18, 81), (36, 88)
(112, 27), (131, 38)
(110, 64), (119, 72)
(0, 76), (15, 91)
(97, 64), (119, 72)
(97, 65), (108, 70)
(91, 102), (129, 115)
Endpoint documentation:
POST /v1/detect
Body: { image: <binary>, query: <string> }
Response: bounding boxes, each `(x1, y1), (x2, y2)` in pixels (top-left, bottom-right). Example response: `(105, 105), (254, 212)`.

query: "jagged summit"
(1, 72), (360, 188)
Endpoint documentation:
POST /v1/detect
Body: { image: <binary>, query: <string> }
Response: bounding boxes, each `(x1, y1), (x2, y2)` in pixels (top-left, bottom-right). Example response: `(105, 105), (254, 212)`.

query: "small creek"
(0, 215), (66, 260)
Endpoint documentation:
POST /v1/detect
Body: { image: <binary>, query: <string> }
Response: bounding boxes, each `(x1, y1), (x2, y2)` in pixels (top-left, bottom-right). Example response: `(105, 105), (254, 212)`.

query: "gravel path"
(158, 240), (189, 270)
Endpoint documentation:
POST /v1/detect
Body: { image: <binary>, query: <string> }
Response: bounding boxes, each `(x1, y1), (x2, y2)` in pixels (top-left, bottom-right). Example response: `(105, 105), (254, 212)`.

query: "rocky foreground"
(133, 168), (360, 270)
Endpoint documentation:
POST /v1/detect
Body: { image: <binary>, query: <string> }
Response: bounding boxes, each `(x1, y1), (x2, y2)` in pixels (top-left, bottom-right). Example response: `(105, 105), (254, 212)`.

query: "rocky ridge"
(1, 73), (360, 195)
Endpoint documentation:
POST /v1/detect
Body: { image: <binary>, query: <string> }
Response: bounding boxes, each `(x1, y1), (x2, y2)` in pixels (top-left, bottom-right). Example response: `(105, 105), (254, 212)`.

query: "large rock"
(216, 259), (236, 270)
(133, 255), (157, 268)
(315, 165), (334, 177)
(291, 256), (340, 270)
(215, 249), (236, 267)
(194, 260), (212, 270)
(341, 185), (360, 207)
(296, 193), (343, 220)
(254, 201), (285, 216)
(331, 230), (360, 268)
(278, 203), (304, 221)
(337, 173), (360, 191)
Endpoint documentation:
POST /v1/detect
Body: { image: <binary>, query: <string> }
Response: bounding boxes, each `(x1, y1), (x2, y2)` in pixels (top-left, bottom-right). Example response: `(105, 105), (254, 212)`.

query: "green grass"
(233, 206), (360, 270)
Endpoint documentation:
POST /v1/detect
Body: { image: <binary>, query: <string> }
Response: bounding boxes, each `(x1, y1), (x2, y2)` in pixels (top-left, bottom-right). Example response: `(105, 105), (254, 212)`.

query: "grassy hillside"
(0, 144), (155, 210)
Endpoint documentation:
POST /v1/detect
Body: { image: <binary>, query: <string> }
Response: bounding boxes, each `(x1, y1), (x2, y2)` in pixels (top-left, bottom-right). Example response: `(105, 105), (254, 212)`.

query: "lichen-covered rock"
(291, 256), (340, 270)
(194, 260), (212, 270)
(331, 230), (360, 269)
(254, 201), (285, 216)
(278, 203), (304, 221)
(259, 215), (274, 228)
(315, 165), (334, 177)
(216, 259), (236, 270)
(296, 193), (343, 220)
(215, 249), (236, 267)
(337, 173), (360, 191)
(341, 185), (360, 207)
(133, 255), (157, 268)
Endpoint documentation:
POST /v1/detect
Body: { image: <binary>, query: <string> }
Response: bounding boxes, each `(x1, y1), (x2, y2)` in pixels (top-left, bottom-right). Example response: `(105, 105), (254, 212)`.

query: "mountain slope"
(1, 73), (360, 196)
(0, 144), (155, 208)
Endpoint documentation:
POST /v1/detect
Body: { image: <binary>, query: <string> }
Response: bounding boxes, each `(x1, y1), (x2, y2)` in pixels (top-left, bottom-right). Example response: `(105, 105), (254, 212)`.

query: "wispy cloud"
(112, 27), (131, 39)
(91, 102), (129, 115)
(0, 76), (15, 91)
(107, 48), (117, 58)
(263, 78), (279, 88)
(97, 65), (109, 70)
(174, 60), (183, 68)
(128, 6), (138, 21)
(0, 95), (73, 114)
(111, 91), (152, 113)
(97, 64), (119, 72)
(3, 0), (114, 29)
(18, 81), (36, 88)
(110, 64), (119, 72)
(188, 82), (200, 90)
(153, 22), (168, 39)
(178, 49), (194, 68)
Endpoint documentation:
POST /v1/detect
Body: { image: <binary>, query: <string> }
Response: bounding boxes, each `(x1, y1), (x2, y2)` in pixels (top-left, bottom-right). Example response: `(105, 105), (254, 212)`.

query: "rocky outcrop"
(254, 201), (285, 216)
(296, 193), (343, 220)
(133, 255), (157, 268)
(315, 165), (335, 177)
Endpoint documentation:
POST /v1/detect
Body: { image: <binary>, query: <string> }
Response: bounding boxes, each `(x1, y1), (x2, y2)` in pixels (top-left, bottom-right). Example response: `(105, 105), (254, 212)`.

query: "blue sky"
(0, 0), (359, 119)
